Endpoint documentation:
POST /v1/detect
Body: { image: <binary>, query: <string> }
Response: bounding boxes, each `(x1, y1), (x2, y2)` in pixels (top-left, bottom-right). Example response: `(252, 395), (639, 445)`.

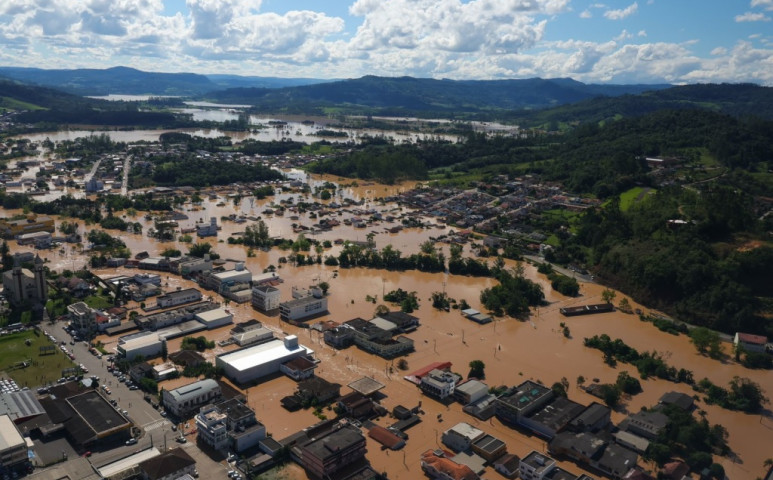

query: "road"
(522, 254), (596, 284)
(83, 159), (102, 185)
(43, 322), (232, 477)
(120, 156), (131, 196)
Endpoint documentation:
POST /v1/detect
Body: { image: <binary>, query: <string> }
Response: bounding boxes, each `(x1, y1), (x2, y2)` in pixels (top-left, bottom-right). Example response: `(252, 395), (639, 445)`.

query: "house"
(567, 402), (611, 433)
(471, 434), (507, 462)
(454, 380), (489, 405)
(196, 217), (218, 237)
(421, 448), (479, 480)
(495, 381), (554, 427)
(129, 362), (154, 384)
(337, 392), (375, 419)
(281, 356), (317, 381)
(168, 350), (206, 368)
(296, 377), (341, 404)
(368, 425), (405, 450)
(657, 392), (694, 411)
(619, 411), (668, 440)
(138, 447), (196, 480)
(280, 287), (328, 322)
(493, 454), (520, 479)
(162, 379), (222, 418)
(195, 398), (265, 453)
(660, 461), (690, 480)
(734, 332), (768, 354)
(252, 285), (281, 313)
(374, 311), (420, 332)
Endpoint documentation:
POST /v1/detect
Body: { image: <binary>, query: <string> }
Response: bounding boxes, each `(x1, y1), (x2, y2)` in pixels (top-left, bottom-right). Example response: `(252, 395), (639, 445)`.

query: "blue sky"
(1, 0), (772, 84)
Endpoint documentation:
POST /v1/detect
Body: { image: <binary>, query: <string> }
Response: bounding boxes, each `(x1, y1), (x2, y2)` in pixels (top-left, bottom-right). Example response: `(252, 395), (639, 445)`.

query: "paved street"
(35, 321), (234, 478)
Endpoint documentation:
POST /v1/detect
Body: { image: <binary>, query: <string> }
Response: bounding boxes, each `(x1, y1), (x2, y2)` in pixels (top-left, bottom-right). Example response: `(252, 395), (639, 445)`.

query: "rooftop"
(168, 379), (220, 403)
(526, 396), (586, 432)
(472, 434), (506, 455)
(0, 415), (24, 452)
(521, 451), (556, 474)
(0, 390), (45, 421)
(301, 424), (364, 461)
(139, 447), (196, 480)
(499, 380), (553, 412)
(347, 376), (386, 396)
(217, 338), (312, 372)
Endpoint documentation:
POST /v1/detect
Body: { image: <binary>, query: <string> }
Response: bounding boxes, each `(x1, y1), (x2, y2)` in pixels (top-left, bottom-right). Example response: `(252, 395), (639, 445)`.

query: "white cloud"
(614, 30), (634, 42)
(637, 30), (647, 37)
(711, 47), (727, 55)
(751, 0), (773, 10)
(580, 9), (592, 18)
(735, 11), (771, 22)
(604, 2), (638, 20)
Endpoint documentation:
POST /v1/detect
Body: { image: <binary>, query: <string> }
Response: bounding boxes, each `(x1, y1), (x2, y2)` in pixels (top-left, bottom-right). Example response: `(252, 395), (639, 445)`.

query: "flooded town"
(0, 120), (769, 480)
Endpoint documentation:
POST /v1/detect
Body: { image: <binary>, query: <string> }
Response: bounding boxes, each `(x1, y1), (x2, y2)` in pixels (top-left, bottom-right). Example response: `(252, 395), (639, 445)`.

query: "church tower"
(33, 254), (47, 304)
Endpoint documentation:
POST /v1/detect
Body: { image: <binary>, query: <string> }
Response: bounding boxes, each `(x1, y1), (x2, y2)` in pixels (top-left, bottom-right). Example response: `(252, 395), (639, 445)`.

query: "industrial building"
(216, 335), (314, 385)
(155, 288), (203, 309)
(279, 286), (328, 322)
(230, 320), (274, 347)
(117, 332), (164, 361)
(0, 215), (54, 238)
(194, 307), (233, 329)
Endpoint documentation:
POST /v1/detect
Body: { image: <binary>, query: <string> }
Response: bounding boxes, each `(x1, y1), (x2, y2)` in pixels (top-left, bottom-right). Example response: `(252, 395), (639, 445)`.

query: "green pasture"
(0, 330), (76, 388)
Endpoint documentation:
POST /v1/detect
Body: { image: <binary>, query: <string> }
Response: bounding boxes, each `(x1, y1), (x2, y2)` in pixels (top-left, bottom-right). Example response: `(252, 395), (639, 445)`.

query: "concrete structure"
(442, 423), (485, 452)
(138, 447), (196, 480)
(619, 411), (668, 440)
(194, 307), (233, 329)
(734, 332), (768, 354)
(0, 414), (27, 468)
(16, 231), (52, 248)
(567, 402), (611, 433)
(216, 336), (314, 385)
(156, 288), (202, 308)
(471, 434), (507, 462)
(298, 424), (367, 479)
(206, 266), (252, 294)
(177, 256), (213, 276)
(280, 356), (317, 381)
(0, 215), (54, 238)
(252, 285), (281, 312)
(152, 362), (178, 381)
(68, 301), (97, 333)
(252, 271), (281, 286)
(117, 332), (164, 361)
(493, 454), (520, 479)
(134, 273), (162, 286)
(522, 396), (586, 438)
(420, 369), (461, 400)
(2, 257), (47, 307)
(454, 380), (489, 405)
(195, 398), (265, 453)
(280, 289), (328, 322)
(162, 379), (222, 418)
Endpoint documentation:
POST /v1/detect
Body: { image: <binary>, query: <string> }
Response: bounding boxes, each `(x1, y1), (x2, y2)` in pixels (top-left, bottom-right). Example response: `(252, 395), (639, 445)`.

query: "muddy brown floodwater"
(12, 183), (773, 480)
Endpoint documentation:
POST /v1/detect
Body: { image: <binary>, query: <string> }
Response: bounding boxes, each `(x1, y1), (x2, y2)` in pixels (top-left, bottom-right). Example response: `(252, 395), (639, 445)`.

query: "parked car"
(125, 438), (137, 446)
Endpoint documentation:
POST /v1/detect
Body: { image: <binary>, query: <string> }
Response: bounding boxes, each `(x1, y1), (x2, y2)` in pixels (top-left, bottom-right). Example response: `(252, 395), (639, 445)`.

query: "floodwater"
(12, 185), (773, 480)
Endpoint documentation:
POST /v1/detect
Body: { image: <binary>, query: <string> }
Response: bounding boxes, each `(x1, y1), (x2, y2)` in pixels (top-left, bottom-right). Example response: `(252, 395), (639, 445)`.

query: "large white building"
(279, 287), (328, 322)
(162, 379), (222, 418)
(156, 288), (202, 309)
(216, 335), (314, 385)
(0, 414), (28, 468)
(117, 332), (164, 361)
(194, 307), (233, 329)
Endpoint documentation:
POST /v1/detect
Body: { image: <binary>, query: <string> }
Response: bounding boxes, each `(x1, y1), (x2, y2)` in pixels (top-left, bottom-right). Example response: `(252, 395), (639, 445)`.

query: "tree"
(189, 242), (213, 258)
(601, 288), (616, 304)
(374, 304), (390, 316)
(551, 382), (568, 398)
(618, 297), (632, 313)
(689, 327), (722, 358)
(600, 384), (621, 407)
(468, 360), (485, 379)
(576, 375), (585, 387)
(318, 281), (330, 295)
(616, 371), (642, 395)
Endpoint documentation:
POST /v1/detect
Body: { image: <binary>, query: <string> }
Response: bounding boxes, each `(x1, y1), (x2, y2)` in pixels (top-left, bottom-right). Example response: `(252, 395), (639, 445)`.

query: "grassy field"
(0, 330), (76, 388)
(619, 186), (657, 212)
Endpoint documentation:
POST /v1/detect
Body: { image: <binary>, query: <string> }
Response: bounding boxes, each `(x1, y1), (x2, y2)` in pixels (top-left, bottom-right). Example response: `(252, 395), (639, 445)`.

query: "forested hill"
(0, 66), (217, 96)
(204, 75), (670, 113)
(510, 83), (773, 127)
(0, 78), (180, 127)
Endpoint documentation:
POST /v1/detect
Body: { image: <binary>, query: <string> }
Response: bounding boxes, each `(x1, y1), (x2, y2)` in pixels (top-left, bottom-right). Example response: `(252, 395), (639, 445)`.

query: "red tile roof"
(421, 449), (478, 480)
(368, 425), (404, 450)
(737, 333), (767, 345)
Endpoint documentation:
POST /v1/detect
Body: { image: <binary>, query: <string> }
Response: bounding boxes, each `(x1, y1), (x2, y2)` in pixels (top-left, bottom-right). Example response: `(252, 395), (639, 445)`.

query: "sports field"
(0, 330), (76, 388)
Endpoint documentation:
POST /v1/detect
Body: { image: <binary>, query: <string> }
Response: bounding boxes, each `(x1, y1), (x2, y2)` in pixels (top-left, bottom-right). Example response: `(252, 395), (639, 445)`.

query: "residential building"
(298, 424), (367, 479)
(252, 285), (281, 312)
(252, 271), (281, 287)
(280, 356), (317, 381)
(138, 447), (196, 480)
(152, 362), (178, 381)
(324, 326), (355, 349)
(168, 350), (205, 368)
(368, 425), (405, 451)
(619, 411), (668, 440)
(177, 255), (213, 276)
(734, 332), (768, 354)
(194, 307), (233, 329)
(375, 311), (420, 332)
(16, 231), (52, 247)
(520, 451), (557, 480)
(420, 449), (479, 480)
(342, 317), (414, 358)
(162, 379), (222, 418)
(420, 369), (461, 400)
(442, 423), (485, 452)
(567, 402), (611, 433)
(471, 434), (507, 462)
(280, 288), (328, 322)
(2, 257), (47, 307)
(521, 396), (586, 438)
(67, 301), (97, 333)
(216, 335), (314, 385)
(657, 392), (695, 411)
(129, 362), (154, 384)
(195, 398), (266, 453)
(493, 454), (520, 479)
(0, 414), (28, 468)
(205, 265), (252, 294)
(296, 377), (342, 404)
(156, 288), (203, 309)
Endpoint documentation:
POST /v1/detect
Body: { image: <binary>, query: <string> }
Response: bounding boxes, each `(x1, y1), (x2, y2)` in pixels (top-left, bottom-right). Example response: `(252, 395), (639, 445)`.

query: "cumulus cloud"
(580, 9), (592, 18)
(735, 11), (771, 22)
(604, 2), (638, 20)
(751, 0), (773, 10)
